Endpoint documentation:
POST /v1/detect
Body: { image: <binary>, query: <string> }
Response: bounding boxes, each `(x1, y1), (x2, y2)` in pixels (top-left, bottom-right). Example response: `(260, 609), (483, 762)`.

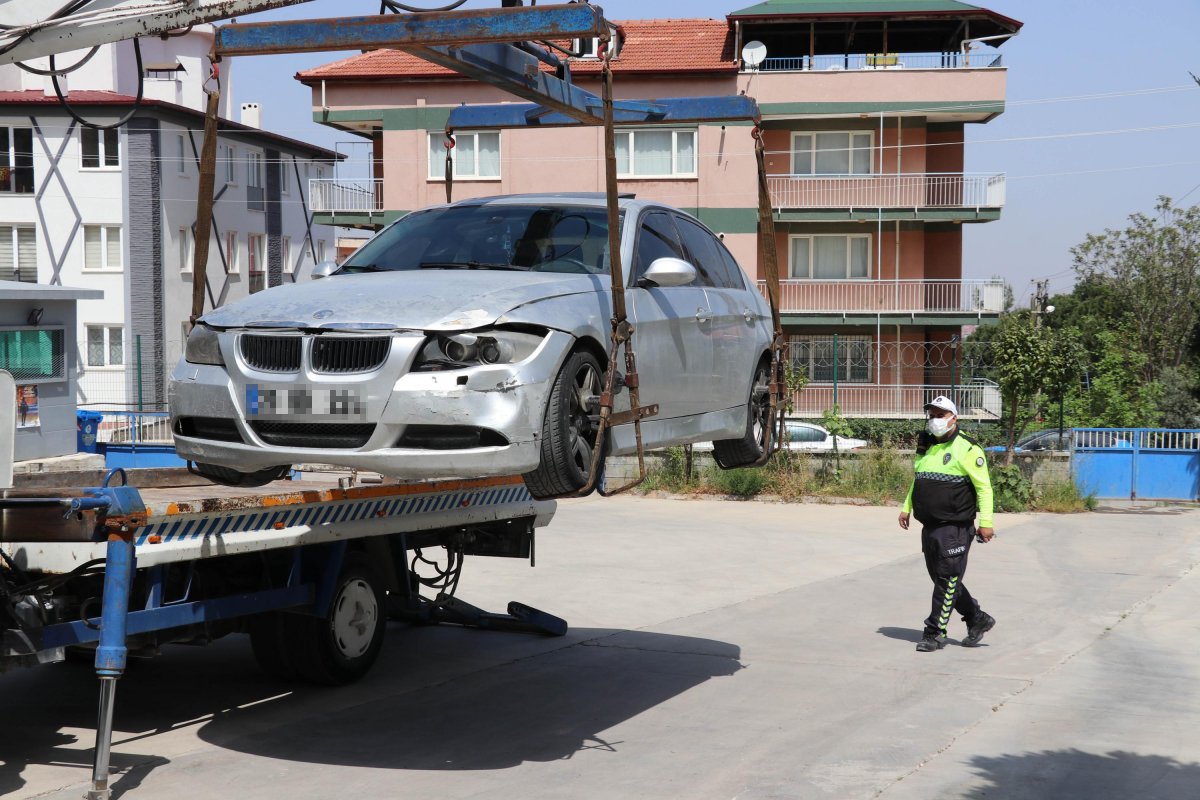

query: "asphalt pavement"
(3, 496), (1199, 799)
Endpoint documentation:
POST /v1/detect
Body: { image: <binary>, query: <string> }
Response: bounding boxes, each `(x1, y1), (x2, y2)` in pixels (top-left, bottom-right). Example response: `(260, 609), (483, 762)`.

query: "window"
(0, 328), (66, 381)
(0, 127), (34, 193)
(634, 212), (688, 282)
(225, 231), (239, 273)
(176, 133), (187, 174)
(0, 225), (36, 282)
(220, 144), (236, 184)
(279, 157), (290, 194)
(83, 225), (122, 271)
(81, 127), (120, 169)
(317, 240), (326, 263)
(86, 325), (124, 367)
(248, 233), (266, 293)
(616, 129), (696, 178)
(179, 226), (194, 272)
(791, 131), (872, 175)
(788, 235), (870, 279)
(281, 236), (293, 273)
(247, 151), (264, 211)
(573, 37), (599, 58)
(428, 131), (501, 180)
(714, 239), (747, 290)
(788, 335), (872, 383)
(788, 423), (827, 444)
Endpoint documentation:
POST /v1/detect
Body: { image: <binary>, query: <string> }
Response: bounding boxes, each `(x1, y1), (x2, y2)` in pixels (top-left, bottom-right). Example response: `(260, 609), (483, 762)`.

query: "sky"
(227, 0), (1200, 306)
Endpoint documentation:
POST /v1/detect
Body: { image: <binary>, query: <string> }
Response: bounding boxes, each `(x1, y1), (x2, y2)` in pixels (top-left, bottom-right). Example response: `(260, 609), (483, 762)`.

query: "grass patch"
(1032, 480), (1097, 513)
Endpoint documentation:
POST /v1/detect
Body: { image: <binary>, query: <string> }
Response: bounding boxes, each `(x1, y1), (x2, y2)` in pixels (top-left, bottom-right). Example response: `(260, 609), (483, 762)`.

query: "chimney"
(240, 102), (261, 128)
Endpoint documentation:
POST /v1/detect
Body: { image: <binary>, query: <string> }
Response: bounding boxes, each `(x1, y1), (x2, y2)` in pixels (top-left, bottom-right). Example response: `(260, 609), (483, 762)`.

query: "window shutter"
(106, 226), (122, 268)
(16, 227), (35, 281)
(84, 226), (102, 269)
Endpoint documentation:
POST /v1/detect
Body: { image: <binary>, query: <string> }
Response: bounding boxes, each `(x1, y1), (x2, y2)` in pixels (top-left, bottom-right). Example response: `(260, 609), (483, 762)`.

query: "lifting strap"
(190, 67), (221, 326)
(750, 125), (787, 464)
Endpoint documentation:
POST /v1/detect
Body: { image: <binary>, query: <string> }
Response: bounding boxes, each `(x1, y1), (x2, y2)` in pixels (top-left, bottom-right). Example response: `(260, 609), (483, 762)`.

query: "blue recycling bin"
(77, 410), (104, 453)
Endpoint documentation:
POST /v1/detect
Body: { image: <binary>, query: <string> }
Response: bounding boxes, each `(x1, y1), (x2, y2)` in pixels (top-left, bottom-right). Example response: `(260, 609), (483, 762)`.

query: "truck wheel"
(284, 552), (386, 685)
(247, 612), (297, 680)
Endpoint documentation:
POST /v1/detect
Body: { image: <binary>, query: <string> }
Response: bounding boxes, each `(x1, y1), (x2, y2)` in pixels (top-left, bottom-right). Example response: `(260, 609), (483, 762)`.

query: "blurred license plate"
(246, 385), (364, 417)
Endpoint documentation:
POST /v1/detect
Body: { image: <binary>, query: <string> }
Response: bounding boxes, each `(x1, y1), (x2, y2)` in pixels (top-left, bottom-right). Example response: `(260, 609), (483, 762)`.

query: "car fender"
(496, 290), (613, 357)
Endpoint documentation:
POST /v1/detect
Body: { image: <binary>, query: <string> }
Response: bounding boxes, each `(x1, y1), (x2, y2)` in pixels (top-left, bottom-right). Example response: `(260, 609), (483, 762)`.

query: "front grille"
(312, 336), (391, 374)
(174, 416), (244, 443)
(250, 422), (375, 449)
(241, 334), (302, 372)
(398, 425), (509, 450)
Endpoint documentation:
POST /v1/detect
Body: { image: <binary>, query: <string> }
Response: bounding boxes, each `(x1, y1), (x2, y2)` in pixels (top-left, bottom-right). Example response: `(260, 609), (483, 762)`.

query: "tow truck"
(0, 3), (788, 798)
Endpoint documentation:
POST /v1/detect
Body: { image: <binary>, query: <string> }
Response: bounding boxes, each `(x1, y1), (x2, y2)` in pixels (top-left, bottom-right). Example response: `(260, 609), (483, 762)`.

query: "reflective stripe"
(916, 472), (969, 483)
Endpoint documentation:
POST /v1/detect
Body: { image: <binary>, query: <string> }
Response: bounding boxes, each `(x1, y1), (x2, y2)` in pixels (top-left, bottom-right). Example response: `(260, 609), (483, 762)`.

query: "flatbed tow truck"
(0, 3), (788, 798)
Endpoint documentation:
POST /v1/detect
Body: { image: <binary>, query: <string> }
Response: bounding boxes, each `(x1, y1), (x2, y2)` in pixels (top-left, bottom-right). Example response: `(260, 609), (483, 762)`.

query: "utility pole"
(1031, 279), (1052, 327)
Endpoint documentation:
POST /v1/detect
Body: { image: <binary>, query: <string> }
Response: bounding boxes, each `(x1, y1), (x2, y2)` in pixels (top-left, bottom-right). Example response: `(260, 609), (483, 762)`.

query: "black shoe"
(963, 612), (995, 647)
(916, 634), (946, 652)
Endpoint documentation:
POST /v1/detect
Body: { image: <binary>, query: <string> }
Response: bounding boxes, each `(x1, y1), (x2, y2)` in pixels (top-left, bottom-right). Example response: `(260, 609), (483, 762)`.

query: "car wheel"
(712, 359), (772, 469)
(283, 552), (386, 685)
(192, 462), (291, 488)
(523, 349), (604, 499)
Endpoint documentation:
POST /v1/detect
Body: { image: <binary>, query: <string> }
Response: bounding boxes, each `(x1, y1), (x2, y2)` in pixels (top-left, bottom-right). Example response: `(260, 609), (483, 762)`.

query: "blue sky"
(230, 1), (1200, 304)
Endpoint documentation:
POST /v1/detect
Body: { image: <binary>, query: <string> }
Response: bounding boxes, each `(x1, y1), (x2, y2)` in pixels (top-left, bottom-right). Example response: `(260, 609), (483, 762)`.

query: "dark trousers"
(921, 522), (983, 637)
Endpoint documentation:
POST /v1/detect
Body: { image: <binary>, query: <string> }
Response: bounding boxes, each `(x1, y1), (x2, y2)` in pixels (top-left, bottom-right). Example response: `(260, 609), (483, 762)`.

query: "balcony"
(309, 179), (384, 214)
(789, 380), (1001, 420)
(768, 173), (1006, 211)
(759, 279), (1008, 315)
(752, 52), (1004, 72)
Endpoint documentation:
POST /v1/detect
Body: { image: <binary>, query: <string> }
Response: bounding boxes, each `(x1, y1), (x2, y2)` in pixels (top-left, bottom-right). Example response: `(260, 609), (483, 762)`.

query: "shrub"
(640, 446), (697, 493)
(708, 466), (767, 498)
(990, 463), (1032, 512)
(834, 448), (912, 504)
(1033, 480), (1097, 513)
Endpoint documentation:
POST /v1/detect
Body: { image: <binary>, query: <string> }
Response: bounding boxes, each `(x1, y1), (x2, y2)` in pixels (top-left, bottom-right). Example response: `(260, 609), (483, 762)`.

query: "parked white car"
(694, 421), (867, 453)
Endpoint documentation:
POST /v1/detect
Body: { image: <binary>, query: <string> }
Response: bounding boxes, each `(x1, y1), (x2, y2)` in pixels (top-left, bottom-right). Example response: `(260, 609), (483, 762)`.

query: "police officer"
(898, 395), (996, 652)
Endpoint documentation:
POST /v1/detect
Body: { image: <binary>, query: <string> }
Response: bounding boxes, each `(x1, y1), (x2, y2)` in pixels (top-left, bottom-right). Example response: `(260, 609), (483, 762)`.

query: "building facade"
(297, 2), (1021, 419)
(0, 25), (338, 412)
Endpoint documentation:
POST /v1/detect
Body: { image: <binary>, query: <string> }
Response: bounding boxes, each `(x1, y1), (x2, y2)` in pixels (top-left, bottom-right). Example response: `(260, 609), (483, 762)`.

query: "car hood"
(200, 270), (610, 332)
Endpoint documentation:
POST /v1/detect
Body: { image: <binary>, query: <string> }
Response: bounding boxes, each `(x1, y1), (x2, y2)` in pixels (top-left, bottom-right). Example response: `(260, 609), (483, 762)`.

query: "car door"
(675, 216), (754, 412)
(786, 422), (830, 451)
(627, 210), (714, 420)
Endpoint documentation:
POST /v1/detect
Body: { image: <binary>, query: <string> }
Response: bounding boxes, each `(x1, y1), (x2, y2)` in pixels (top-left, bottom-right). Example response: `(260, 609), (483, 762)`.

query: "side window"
(714, 238), (748, 290)
(674, 218), (720, 288)
(634, 212), (688, 283)
(788, 424), (826, 443)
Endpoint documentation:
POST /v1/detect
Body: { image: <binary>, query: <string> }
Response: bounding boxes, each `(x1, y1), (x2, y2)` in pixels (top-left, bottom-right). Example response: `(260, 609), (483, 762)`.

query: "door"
(675, 216), (757, 412)
(627, 211), (713, 420)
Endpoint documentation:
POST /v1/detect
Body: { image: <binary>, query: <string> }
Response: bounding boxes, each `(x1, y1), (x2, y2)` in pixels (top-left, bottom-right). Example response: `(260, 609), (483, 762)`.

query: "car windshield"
(340, 203), (620, 276)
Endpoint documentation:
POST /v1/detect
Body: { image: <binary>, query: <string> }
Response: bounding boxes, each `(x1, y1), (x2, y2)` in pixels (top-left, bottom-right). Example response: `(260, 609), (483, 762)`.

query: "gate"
(1072, 428), (1200, 501)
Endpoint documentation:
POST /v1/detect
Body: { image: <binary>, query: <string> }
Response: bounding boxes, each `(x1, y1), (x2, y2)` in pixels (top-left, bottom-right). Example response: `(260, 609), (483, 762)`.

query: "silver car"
(170, 194), (774, 498)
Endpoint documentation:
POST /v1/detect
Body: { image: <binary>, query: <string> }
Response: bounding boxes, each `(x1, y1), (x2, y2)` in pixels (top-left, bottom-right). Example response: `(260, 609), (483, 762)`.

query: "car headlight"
(184, 324), (225, 366)
(414, 329), (543, 371)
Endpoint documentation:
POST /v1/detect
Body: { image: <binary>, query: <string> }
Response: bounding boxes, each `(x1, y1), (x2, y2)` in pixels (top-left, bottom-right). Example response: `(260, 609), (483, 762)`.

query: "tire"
(283, 552), (386, 685)
(523, 349), (604, 499)
(713, 358), (772, 469)
(247, 612), (297, 681)
(192, 462), (291, 488)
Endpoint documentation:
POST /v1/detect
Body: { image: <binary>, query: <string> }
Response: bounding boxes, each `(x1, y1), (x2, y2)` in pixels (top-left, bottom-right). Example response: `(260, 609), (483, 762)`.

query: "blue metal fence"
(1072, 428), (1200, 501)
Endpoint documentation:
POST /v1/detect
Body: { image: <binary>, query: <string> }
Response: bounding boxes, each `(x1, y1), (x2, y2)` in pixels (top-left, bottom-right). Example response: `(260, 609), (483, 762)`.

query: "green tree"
(821, 403), (854, 472)
(1064, 328), (1162, 428)
(1072, 196), (1200, 382)
(991, 312), (1054, 464)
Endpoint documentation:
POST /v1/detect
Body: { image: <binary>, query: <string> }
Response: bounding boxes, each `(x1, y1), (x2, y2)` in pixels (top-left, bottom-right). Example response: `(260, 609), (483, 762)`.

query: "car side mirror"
(312, 260), (339, 280)
(638, 257), (696, 288)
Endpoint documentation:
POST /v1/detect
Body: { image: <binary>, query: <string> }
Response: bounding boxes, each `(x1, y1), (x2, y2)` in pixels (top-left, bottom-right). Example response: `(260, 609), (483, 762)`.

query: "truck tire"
(284, 552), (386, 685)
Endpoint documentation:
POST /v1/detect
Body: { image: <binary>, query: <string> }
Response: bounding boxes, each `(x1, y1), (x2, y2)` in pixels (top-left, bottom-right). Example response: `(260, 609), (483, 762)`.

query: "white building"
(0, 25), (338, 411)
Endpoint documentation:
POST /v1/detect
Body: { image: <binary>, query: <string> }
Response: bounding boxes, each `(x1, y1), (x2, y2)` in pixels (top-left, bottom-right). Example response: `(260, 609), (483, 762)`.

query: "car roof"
(441, 193), (698, 221)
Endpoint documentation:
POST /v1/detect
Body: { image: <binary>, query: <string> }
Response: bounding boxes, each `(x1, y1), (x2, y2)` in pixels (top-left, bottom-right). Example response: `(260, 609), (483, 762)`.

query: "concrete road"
(3, 497), (1199, 800)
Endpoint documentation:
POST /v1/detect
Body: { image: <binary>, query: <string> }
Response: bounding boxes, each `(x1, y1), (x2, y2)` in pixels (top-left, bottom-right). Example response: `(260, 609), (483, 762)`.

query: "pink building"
(296, 1), (1021, 419)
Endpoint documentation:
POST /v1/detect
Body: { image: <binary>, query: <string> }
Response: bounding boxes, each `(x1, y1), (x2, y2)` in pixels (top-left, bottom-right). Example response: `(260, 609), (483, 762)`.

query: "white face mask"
(926, 416), (953, 438)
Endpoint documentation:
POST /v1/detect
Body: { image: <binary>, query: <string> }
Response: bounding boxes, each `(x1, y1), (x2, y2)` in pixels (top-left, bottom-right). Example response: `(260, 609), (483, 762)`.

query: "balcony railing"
(751, 52), (1004, 72)
(759, 279), (1008, 314)
(790, 380), (1001, 419)
(768, 173), (1006, 209)
(309, 179), (384, 214)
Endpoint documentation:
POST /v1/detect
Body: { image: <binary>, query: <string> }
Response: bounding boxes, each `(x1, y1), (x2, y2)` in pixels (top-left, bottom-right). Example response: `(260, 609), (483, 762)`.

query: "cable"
(50, 37), (144, 130)
(15, 45), (99, 76)
(380, 0), (467, 12)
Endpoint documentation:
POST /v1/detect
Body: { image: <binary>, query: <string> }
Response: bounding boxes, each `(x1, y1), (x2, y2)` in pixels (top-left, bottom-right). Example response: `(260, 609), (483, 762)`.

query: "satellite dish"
(741, 40), (767, 69)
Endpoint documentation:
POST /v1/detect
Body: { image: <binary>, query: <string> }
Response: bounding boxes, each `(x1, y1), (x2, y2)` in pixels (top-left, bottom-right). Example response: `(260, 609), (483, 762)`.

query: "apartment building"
(0, 25), (338, 411)
(296, 1), (1021, 419)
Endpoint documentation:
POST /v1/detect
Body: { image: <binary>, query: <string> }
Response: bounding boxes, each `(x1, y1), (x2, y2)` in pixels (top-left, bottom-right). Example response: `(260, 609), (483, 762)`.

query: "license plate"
(246, 385), (364, 418)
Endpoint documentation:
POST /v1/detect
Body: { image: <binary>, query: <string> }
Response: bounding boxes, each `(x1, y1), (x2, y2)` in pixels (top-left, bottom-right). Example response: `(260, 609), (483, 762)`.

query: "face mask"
(926, 416), (953, 438)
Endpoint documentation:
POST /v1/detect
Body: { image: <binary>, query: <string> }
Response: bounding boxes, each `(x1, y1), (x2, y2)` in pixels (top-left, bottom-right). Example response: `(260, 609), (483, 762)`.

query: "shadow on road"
(968, 749), (1200, 799)
(0, 625), (741, 794)
(876, 626), (925, 644)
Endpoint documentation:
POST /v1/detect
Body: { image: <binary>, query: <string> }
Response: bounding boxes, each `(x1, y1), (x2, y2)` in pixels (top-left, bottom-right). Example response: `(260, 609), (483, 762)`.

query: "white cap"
(924, 395), (958, 416)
